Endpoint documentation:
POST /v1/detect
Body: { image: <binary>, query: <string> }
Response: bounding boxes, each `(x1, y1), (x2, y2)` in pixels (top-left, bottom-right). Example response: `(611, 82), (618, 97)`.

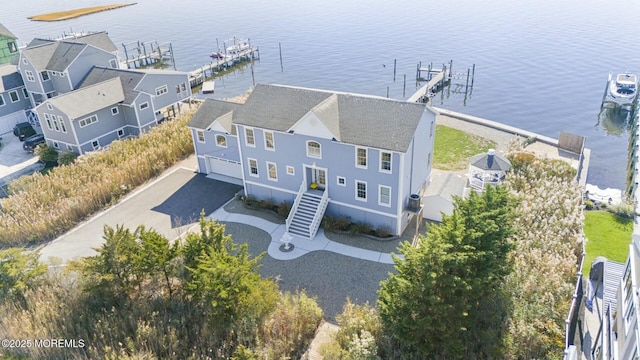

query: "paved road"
(39, 167), (241, 263)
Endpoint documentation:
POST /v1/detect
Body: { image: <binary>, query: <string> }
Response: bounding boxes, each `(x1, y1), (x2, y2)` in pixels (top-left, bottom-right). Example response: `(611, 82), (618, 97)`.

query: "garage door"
(0, 110), (27, 135)
(207, 156), (242, 179)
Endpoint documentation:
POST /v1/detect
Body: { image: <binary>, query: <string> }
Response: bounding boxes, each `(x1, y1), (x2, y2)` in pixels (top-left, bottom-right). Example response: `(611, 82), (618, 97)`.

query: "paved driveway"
(39, 168), (242, 263)
(0, 132), (41, 188)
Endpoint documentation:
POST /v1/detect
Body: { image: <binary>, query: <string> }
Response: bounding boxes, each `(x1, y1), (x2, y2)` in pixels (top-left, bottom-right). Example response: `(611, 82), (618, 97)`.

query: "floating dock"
(188, 45), (259, 88)
(411, 60), (475, 103)
(201, 80), (215, 94)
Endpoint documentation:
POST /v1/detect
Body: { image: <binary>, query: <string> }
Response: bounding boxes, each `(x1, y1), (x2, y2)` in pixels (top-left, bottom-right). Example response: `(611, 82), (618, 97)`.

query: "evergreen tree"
(378, 185), (516, 359)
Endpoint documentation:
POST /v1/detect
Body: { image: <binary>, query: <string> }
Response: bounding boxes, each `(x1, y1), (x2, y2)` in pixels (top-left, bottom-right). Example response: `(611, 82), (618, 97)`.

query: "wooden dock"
(407, 71), (446, 102)
(188, 46), (259, 88)
(120, 40), (176, 70)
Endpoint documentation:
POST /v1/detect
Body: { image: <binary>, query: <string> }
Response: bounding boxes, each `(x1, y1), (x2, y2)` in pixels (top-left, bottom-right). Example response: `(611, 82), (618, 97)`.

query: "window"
(139, 102), (149, 110)
(9, 91), (19, 103)
(430, 121), (435, 137)
(380, 151), (392, 172)
(40, 71), (50, 81)
(111, 107), (119, 115)
(155, 85), (168, 96)
(109, 59), (118, 69)
(79, 115), (98, 128)
(52, 141), (59, 149)
(356, 147), (367, 168)
(286, 166), (295, 175)
(248, 158), (258, 177)
(337, 176), (346, 186)
(92, 140), (100, 150)
(307, 141), (321, 158)
(22, 88), (29, 98)
(624, 264), (633, 306)
(44, 114), (52, 130)
(52, 71), (58, 76)
(0, 94), (4, 107)
(47, 103), (53, 110)
(379, 186), (391, 207)
(8, 41), (17, 53)
(117, 129), (124, 138)
(267, 162), (277, 181)
(22, 58), (28, 65)
(356, 181), (367, 201)
(53, 118), (60, 131)
(264, 131), (275, 150)
(25, 70), (35, 82)
(245, 128), (255, 146)
(66, 144), (73, 151)
(46, 92), (55, 99)
(196, 130), (205, 143)
(58, 116), (66, 133)
(216, 135), (227, 147)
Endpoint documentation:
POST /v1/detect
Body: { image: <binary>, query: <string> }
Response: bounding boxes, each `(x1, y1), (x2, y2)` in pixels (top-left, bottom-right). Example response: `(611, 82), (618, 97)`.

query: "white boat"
(226, 37), (250, 55)
(606, 72), (638, 107)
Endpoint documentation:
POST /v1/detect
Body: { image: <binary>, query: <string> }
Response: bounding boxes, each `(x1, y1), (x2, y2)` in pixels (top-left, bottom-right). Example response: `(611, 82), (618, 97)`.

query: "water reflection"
(596, 106), (633, 136)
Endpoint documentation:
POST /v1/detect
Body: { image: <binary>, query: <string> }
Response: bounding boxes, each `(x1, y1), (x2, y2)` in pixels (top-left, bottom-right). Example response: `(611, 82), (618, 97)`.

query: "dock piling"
(393, 59), (397, 82)
(279, 42), (283, 72)
(471, 64), (475, 86)
(403, 74), (406, 98)
(386, 86), (389, 98)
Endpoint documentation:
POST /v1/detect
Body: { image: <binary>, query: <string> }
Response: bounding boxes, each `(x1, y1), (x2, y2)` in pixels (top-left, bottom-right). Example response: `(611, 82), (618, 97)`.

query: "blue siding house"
(190, 84), (437, 238)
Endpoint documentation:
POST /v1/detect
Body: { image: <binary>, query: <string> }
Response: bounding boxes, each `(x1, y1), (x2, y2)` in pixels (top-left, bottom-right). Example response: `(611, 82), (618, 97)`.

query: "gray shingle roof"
(44, 77), (124, 119)
(0, 23), (16, 39)
(22, 31), (117, 72)
(0, 64), (24, 92)
(235, 84), (428, 152)
(188, 99), (243, 134)
(78, 67), (145, 105)
(469, 151), (512, 171)
(424, 172), (466, 200)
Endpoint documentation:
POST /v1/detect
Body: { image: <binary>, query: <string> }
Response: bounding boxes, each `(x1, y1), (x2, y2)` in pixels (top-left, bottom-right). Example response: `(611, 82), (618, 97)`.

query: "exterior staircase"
(286, 184), (329, 239)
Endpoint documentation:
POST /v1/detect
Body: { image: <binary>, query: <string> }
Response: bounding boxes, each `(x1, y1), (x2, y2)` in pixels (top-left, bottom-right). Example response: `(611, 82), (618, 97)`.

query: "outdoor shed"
(423, 172), (466, 222)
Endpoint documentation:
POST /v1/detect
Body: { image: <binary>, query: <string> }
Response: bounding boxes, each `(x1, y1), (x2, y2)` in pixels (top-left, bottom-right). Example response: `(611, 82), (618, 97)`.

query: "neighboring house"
(0, 64), (32, 134)
(598, 237), (640, 360)
(190, 84), (437, 238)
(34, 66), (191, 154)
(17, 31), (119, 106)
(0, 23), (19, 65)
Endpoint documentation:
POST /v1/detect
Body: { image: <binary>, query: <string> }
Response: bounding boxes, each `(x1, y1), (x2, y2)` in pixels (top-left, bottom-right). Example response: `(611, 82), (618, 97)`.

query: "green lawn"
(433, 125), (496, 170)
(583, 210), (633, 276)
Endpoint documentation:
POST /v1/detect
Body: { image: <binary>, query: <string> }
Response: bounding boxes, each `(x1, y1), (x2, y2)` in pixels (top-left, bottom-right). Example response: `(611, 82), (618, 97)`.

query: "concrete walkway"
(209, 206), (397, 264)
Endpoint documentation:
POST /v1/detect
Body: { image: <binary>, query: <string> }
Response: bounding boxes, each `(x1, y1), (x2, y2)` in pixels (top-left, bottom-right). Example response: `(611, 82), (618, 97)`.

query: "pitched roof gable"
(0, 23), (16, 39)
(188, 99), (243, 134)
(236, 84), (428, 152)
(43, 77), (124, 119)
(0, 64), (24, 92)
(70, 32), (117, 53)
(78, 67), (145, 104)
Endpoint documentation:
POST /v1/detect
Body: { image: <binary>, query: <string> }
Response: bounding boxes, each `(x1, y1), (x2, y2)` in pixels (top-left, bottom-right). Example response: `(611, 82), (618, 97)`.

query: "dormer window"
(307, 141), (321, 158)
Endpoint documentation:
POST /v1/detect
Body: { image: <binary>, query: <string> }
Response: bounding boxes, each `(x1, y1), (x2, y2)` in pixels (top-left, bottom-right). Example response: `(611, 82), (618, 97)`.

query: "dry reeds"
(0, 107), (198, 246)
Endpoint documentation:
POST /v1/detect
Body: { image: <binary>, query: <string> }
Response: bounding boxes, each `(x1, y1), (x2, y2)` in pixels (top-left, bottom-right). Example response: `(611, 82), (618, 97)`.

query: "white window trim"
(378, 185), (392, 207)
(58, 115), (67, 133)
(52, 117), (60, 132)
(380, 151), (392, 173)
(0, 94), (4, 107)
(306, 140), (322, 159)
(196, 130), (205, 143)
(355, 180), (367, 202)
(109, 59), (118, 69)
(216, 134), (227, 148)
(139, 102), (149, 110)
(117, 129), (124, 138)
(245, 127), (255, 147)
(40, 71), (50, 81)
(266, 161), (278, 181)
(155, 85), (168, 96)
(248, 158), (259, 177)
(46, 103), (53, 110)
(355, 147), (368, 169)
(9, 90), (19, 103)
(79, 115), (98, 128)
(22, 58), (27, 65)
(91, 140), (100, 150)
(25, 70), (35, 82)
(286, 166), (295, 175)
(264, 131), (275, 151)
(337, 176), (346, 186)
(52, 141), (59, 149)
(111, 106), (119, 115)
(52, 71), (58, 76)
(44, 114), (52, 130)
(22, 88), (29, 98)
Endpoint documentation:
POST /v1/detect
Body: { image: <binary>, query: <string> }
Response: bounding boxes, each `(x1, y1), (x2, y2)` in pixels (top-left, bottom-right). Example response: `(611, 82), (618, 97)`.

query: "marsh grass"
(28, 3), (135, 21)
(0, 107), (198, 246)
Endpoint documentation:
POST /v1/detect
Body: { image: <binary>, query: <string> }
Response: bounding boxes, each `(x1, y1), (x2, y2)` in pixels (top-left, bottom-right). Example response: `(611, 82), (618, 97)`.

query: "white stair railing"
(308, 190), (329, 239)
(285, 182), (306, 233)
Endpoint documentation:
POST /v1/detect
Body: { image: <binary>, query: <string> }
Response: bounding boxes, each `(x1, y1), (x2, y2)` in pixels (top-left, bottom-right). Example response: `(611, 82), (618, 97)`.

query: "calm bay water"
(4, 0), (640, 188)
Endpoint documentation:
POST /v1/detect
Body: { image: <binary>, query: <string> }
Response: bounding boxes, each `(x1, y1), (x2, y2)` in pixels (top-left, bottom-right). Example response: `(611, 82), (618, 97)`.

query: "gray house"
(189, 84), (437, 238)
(34, 66), (191, 154)
(0, 64), (32, 134)
(17, 32), (119, 107)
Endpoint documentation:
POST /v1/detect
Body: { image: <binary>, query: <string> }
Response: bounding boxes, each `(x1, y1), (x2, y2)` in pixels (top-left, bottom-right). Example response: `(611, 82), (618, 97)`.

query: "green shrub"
(34, 144), (58, 165)
(608, 203), (635, 219)
(243, 196), (258, 207)
(333, 216), (351, 231)
(350, 222), (372, 236)
(259, 199), (275, 210)
(375, 227), (392, 238)
(584, 199), (595, 210)
(57, 150), (77, 166)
